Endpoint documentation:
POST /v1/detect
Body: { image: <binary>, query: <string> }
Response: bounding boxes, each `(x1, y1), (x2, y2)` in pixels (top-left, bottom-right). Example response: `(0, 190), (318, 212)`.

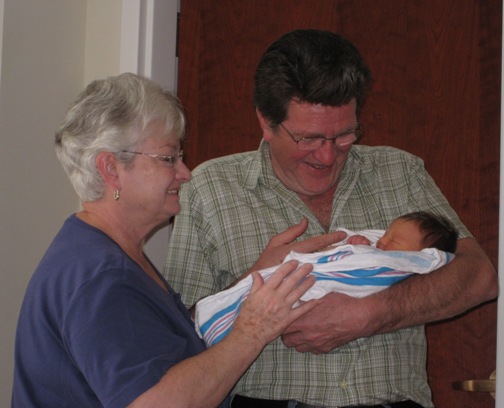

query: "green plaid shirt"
(165, 141), (469, 408)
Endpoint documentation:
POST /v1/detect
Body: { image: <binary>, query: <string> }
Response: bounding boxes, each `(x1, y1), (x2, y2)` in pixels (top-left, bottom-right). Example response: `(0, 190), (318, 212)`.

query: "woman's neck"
(77, 208), (168, 292)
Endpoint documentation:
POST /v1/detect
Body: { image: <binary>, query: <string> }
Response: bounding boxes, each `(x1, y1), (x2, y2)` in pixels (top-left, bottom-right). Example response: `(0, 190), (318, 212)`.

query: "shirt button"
(340, 380), (348, 389)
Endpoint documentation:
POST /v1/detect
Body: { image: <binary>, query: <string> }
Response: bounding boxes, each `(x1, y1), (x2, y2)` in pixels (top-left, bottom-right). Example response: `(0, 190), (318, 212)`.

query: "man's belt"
(231, 394), (424, 408)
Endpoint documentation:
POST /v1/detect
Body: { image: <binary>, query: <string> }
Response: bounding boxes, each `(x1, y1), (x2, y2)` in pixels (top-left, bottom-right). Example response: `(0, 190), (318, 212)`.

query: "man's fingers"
(293, 231), (347, 253)
(268, 218), (309, 247)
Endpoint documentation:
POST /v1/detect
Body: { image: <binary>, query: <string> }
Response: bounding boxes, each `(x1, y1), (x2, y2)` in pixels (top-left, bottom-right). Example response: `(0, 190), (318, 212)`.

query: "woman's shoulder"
(34, 215), (133, 288)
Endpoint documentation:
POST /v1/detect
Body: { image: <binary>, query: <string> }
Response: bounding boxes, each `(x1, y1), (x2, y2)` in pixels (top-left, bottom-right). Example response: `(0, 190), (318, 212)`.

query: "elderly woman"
(12, 73), (325, 408)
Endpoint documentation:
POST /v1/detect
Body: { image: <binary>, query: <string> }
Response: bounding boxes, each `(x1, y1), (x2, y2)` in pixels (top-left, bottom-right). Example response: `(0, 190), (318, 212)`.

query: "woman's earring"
(113, 189), (120, 201)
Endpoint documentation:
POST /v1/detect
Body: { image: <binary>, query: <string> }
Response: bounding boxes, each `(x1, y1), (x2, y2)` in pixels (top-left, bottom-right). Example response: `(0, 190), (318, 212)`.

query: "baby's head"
(377, 211), (458, 252)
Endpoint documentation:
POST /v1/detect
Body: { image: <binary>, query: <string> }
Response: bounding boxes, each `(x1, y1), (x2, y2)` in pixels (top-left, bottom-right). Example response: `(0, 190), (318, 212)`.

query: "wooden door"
(177, 1), (501, 406)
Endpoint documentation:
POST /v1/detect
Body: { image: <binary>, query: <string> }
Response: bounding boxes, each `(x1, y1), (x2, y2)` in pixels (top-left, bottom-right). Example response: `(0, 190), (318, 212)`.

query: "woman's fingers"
(254, 260), (315, 302)
(261, 260), (302, 287)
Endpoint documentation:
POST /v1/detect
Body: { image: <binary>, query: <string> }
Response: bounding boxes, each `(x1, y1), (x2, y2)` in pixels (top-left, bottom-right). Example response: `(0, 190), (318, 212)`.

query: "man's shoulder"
(188, 151), (259, 189)
(192, 151), (256, 174)
(350, 145), (421, 166)
(352, 144), (416, 157)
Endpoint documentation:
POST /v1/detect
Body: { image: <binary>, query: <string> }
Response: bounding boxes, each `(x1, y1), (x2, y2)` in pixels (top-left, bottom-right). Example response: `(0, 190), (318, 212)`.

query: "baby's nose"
(376, 239), (387, 250)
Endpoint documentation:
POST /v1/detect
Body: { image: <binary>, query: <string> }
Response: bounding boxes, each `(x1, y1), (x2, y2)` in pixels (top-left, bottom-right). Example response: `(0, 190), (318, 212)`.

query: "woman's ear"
(95, 152), (120, 188)
(256, 108), (276, 142)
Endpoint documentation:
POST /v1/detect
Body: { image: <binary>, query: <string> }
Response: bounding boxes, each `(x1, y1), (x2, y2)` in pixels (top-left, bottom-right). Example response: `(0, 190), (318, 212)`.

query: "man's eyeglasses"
(280, 123), (362, 151)
(122, 150), (184, 166)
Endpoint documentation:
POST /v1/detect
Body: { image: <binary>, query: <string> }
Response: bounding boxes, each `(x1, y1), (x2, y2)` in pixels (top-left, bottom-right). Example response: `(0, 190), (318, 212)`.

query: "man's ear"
(255, 108), (276, 142)
(95, 152), (120, 188)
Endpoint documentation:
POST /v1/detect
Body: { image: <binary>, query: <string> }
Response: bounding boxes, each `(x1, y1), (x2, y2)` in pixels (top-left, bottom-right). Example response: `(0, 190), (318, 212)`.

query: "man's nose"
(313, 141), (338, 164)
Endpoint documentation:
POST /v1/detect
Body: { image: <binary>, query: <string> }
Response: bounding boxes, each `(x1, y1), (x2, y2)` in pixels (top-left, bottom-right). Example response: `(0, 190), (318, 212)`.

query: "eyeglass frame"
(279, 122), (362, 151)
(121, 150), (184, 166)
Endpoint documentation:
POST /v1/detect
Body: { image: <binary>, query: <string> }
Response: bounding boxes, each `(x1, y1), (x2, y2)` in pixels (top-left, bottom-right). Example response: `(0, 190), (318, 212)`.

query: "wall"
(84, 1), (122, 85)
(0, 1), (122, 406)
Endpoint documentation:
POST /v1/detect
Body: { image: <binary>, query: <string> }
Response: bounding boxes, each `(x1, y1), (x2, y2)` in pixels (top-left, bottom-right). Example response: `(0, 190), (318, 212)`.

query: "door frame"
(119, 0), (179, 270)
(496, 6), (504, 402)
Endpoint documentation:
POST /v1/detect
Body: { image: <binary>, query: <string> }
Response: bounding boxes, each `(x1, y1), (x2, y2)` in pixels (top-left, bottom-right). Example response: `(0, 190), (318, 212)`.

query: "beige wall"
(84, 1), (122, 85)
(0, 1), (122, 405)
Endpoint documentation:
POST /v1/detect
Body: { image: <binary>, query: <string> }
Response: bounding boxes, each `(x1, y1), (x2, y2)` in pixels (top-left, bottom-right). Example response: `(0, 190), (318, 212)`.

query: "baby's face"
(376, 219), (424, 251)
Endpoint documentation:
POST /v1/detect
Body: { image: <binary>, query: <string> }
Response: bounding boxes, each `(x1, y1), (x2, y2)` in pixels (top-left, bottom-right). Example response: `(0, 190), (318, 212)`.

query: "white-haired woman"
(12, 73), (321, 408)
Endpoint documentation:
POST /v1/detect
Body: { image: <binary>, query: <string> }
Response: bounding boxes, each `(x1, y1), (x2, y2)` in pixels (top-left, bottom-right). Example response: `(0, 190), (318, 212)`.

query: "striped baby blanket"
(194, 230), (453, 347)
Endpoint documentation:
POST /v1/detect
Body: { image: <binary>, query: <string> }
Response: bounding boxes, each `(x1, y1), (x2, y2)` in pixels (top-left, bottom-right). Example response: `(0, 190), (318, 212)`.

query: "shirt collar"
(242, 139), (280, 190)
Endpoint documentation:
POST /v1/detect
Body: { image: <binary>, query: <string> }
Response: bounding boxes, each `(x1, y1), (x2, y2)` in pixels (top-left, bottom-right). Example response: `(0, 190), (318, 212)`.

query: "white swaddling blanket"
(194, 228), (454, 346)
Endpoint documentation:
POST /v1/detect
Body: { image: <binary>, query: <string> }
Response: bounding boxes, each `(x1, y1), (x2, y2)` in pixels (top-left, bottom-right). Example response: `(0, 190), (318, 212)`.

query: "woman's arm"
(129, 261), (317, 408)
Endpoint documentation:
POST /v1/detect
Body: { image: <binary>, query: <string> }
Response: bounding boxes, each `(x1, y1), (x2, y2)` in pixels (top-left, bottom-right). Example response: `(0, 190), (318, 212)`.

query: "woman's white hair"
(55, 73), (186, 202)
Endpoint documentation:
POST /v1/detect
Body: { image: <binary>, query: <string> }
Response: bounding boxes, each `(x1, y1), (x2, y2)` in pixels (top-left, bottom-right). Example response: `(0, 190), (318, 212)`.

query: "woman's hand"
(232, 260), (317, 347)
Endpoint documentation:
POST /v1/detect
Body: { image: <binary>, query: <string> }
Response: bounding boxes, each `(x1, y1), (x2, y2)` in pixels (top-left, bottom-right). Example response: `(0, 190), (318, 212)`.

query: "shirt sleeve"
(339, 147), (472, 239)
(165, 181), (225, 307)
(401, 153), (472, 238)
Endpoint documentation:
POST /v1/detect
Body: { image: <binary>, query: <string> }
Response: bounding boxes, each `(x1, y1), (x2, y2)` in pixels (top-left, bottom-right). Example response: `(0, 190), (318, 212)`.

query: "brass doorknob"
(452, 370), (496, 399)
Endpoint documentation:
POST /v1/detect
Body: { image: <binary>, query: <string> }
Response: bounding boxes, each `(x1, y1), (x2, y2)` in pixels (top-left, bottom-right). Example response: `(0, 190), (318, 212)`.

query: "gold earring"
(113, 189), (120, 201)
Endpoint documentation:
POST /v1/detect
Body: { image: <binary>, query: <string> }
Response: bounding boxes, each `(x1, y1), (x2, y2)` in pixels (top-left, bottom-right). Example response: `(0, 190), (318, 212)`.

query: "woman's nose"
(176, 160), (192, 182)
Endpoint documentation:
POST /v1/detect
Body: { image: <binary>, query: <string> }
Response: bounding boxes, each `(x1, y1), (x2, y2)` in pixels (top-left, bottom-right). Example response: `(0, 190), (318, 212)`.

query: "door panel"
(177, 1), (501, 406)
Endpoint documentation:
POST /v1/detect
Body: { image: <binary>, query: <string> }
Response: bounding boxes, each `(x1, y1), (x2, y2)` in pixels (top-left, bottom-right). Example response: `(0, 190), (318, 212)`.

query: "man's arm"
(281, 237), (498, 353)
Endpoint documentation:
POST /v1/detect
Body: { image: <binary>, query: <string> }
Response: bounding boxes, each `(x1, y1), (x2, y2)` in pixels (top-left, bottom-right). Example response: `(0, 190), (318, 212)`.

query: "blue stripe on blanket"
(312, 266), (395, 278)
(311, 266), (410, 286)
(312, 273), (410, 286)
(199, 294), (245, 345)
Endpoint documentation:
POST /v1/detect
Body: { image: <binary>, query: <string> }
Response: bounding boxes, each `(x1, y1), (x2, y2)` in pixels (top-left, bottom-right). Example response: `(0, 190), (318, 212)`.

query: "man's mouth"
(306, 162), (328, 170)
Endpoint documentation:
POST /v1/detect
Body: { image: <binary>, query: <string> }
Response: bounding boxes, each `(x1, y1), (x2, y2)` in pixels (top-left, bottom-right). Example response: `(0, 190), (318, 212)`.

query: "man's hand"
(281, 293), (375, 353)
(247, 218), (346, 275)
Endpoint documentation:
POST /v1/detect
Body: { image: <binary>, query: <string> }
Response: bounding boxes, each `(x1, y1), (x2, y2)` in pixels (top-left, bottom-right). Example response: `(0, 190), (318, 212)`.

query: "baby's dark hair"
(398, 211), (458, 253)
